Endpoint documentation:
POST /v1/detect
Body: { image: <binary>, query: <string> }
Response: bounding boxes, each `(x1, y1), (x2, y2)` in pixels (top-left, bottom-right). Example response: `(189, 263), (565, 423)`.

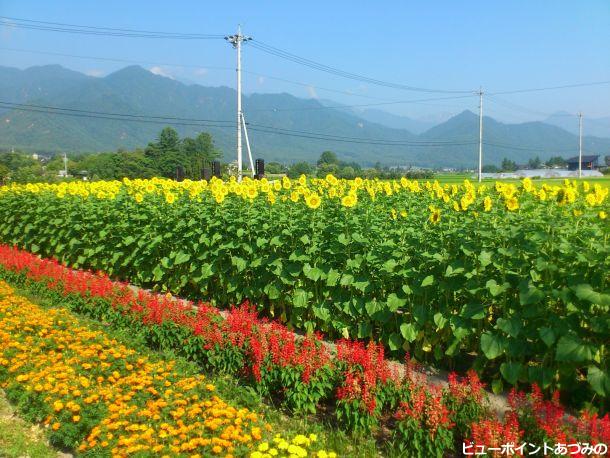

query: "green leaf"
(478, 250), (493, 267)
(519, 284), (545, 305)
(587, 366), (610, 396)
(538, 327), (556, 347)
(326, 268), (341, 286)
(480, 333), (505, 360)
(486, 279), (508, 297)
(491, 378), (503, 394)
(387, 293), (406, 312)
(388, 333), (403, 351)
(555, 335), (592, 363)
(292, 289), (309, 308)
(231, 256), (247, 272)
(400, 323), (418, 342)
(500, 362), (523, 385)
(174, 251), (191, 265)
(572, 284), (610, 307)
(421, 275), (435, 287)
(433, 312), (448, 330)
(152, 265), (164, 282)
(338, 233), (349, 245)
(340, 274), (354, 286)
(496, 317), (522, 338)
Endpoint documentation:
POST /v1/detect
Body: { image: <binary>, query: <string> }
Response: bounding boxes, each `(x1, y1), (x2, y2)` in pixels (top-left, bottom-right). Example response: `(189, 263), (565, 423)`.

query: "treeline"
(482, 155), (568, 173)
(280, 151), (433, 180)
(0, 127), (220, 184)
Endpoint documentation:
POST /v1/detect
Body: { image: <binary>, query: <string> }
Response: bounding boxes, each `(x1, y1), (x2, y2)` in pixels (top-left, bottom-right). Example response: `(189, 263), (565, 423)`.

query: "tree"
(265, 162), (287, 175)
(501, 158), (518, 172)
(287, 162), (313, 178)
(527, 156), (541, 169)
(181, 132), (220, 179)
(145, 127), (183, 177)
(317, 151), (338, 166)
(482, 164), (500, 173)
(545, 156), (567, 168)
(605, 155), (610, 167)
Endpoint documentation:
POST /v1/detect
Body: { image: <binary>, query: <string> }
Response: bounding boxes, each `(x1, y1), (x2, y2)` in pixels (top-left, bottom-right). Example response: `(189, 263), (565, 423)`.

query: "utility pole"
(578, 112), (583, 178)
(225, 26), (252, 182)
(63, 152), (68, 177)
(477, 87), (484, 183)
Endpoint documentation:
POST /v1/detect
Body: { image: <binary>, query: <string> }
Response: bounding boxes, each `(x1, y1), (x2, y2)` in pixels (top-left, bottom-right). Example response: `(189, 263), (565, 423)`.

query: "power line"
(250, 41), (474, 94)
(0, 47), (394, 102)
(247, 94), (477, 112)
(0, 101), (234, 124)
(488, 80), (610, 96)
(0, 100), (476, 146)
(0, 16), (224, 39)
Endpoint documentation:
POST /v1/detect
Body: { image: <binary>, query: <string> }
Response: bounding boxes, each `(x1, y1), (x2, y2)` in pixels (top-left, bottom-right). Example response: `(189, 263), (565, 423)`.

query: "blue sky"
(1, 0), (609, 123)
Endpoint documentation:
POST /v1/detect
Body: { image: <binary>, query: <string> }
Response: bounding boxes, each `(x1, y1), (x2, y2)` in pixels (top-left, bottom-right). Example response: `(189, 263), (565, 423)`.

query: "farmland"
(0, 175), (609, 456)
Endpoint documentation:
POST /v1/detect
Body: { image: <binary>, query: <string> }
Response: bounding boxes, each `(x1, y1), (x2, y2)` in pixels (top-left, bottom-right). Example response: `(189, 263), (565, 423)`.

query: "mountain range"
(1, 64), (609, 168)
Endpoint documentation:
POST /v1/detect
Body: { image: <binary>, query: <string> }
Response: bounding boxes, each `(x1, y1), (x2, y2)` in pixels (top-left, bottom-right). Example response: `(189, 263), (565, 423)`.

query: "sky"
(1, 0), (609, 124)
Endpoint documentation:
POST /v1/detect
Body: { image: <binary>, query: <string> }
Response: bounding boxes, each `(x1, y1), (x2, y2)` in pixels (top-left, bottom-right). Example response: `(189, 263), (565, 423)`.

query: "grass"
(4, 281), (380, 458)
(0, 389), (61, 458)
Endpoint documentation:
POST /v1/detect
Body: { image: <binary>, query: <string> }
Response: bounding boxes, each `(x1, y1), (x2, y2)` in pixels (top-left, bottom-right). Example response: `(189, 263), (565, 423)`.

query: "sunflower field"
(0, 176), (608, 400)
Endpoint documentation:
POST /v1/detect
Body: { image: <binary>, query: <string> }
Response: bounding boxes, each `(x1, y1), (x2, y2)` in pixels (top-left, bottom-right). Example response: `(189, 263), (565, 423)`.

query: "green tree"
(287, 162), (313, 178)
(145, 127), (183, 177)
(527, 156), (541, 169)
(181, 132), (220, 179)
(501, 158), (518, 172)
(545, 156), (567, 168)
(265, 162), (287, 175)
(317, 151), (338, 166)
(482, 164), (500, 173)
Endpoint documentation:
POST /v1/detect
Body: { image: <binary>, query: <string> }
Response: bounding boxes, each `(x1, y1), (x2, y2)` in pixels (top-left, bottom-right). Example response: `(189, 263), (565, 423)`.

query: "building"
(566, 155), (599, 171)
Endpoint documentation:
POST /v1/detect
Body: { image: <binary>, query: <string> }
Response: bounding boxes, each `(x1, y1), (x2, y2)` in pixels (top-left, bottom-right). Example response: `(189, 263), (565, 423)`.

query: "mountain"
(545, 111), (610, 139)
(354, 109), (436, 134)
(1, 65), (609, 168)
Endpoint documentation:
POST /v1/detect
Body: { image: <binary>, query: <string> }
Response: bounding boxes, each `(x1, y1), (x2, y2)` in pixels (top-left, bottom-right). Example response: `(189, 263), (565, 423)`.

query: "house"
(566, 155), (599, 171)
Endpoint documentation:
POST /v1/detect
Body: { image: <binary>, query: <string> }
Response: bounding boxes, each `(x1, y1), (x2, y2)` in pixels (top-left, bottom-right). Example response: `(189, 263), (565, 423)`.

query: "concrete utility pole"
(225, 26), (252, 182)
(477, 88), (484, 183)
(63, 152), (68, 177)
(578, 112), (583, 178)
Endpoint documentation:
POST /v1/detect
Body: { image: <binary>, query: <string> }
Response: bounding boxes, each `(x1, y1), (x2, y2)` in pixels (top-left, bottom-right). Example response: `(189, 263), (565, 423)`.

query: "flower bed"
(0, 245), (608, 456)
(0, 280), (335, 457)
(1, 177), (608, 399)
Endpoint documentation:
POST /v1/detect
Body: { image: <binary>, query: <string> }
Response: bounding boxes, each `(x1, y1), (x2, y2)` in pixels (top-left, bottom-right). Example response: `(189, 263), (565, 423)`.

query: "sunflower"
(483, 196), (492, 212)
(341, 194), (357, 208)
(134, 193), (144, 204)
(305, 193), (321, 209)
(165, 193), (176, 204)
(505, 197), (519, 211)
(600, 211), (607, 220)
(429, 206), (441, 224)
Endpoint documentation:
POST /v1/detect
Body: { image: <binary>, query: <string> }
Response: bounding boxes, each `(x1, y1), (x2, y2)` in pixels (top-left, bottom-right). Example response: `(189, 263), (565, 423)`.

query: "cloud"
(85, 69), (104, 77)
(149, 66), (175, 79)
(194, 67), (208, 76)
(307, 85), (319, 99)
(257, 76), (265, 85)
